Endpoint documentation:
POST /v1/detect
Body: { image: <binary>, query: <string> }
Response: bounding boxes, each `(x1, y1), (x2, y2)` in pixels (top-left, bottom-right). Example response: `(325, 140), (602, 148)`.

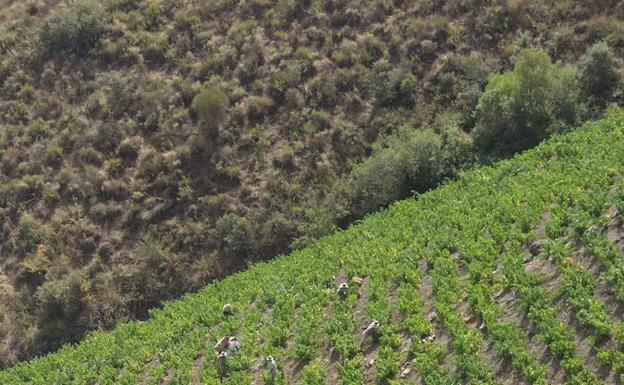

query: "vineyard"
(3, 111), (624, 384)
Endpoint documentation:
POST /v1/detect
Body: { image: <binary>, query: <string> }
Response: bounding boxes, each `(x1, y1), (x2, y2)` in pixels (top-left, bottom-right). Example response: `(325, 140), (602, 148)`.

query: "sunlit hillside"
(2, 112), (624, 384)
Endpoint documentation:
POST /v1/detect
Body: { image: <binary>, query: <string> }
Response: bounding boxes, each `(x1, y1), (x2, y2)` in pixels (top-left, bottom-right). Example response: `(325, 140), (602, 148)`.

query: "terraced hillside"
(3, 112), (624, 384)
(2, 0), (623, 365)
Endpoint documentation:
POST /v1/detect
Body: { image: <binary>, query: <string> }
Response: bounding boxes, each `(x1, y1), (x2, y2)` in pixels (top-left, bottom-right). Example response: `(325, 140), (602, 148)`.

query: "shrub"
(192, 86), (229, 138)
(117, 136), (143, 160)
(245, 95), (274, 124)
(550, 65), (583, 132)
(369, 61), (417, 108)
(579, 42), (620, 114)
(16, 213), (45, 255)
(472, 49), (582, 156)
(433, 112), (476, 174)
(39, 0), (105, 57)
(348, 128), (445, 217)
(300, 362), (326, 385)
(306, 75), (337, 108)
(274, 58), (312, 91)
(214, 214), (254, 259)
(36, 273), (87, 320)
(358, 34), (385, 66)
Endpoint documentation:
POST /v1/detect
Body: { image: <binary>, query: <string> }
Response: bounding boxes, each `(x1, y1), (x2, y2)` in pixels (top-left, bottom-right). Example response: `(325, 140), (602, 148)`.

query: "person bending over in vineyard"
(226, 337), (241, 356)
(336, 282), (349, 298)
(214, 336), (230, 353)
(364, 320), (381, 340)
(222, 303), (234, 317)
(266, 355), (277, 382)
(216, 351), (228, 381)
(420, 333), (436, 344)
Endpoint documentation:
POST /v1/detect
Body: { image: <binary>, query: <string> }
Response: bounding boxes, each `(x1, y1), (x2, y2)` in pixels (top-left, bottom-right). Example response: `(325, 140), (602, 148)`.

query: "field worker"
(364, 320), (380, 339)
(222, 303), (234, 317)
(267, 355), (277, 380)
(216, 351), (228, 380)
(227, 336), (240, 355)
(336, 282), (349, 298)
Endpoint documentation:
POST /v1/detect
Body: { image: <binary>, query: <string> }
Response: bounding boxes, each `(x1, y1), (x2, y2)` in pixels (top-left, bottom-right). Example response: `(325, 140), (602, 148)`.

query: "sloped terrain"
(2, 112), (624, 384)
(3, 0), (624, 365)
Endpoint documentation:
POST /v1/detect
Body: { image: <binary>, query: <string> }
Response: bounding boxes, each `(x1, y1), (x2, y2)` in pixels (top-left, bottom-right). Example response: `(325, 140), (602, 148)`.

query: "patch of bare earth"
(387, 281), (414, 382)
(250, 356), (266, 385)
(552, 245), (621, 382)
(281, 306), (305, 384)
(524, 252), (562, 293)
(555, 297), (618, 384)
(497, 287), (567, 385)
(606, 206), (624, 252)
(397, 258), (455, 382)
(138, 354), (160, 385)
(320, 272), (350, 384)
(190, 353), (205, 385)
(249, 306), (276, 385)
(160, 369), (175, 385)
(570, 245), (624, 323)
(510, 218), (569, 385)
(483, 212), (565, 385)
(528, 227), (620, 381)
(351, 277), (382, 384)
(451, 251), (528, 384)
(455, 293), (528, 385)
(470, 305), (528, 385)
(519, 211), (618, 384)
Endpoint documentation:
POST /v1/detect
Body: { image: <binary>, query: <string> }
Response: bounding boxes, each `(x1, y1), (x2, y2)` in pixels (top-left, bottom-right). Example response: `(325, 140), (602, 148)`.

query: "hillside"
(2, 112), (624, 384)
(2, 0), (624, 367)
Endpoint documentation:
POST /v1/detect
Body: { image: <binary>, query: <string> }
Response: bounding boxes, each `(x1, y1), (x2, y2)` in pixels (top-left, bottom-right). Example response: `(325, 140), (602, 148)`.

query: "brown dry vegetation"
(0, 0), (623, 367)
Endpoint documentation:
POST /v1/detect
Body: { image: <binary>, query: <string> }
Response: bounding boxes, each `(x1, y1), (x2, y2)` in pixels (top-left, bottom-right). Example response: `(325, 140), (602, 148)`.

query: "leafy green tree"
(192, 86), (229, 138)
(472, 49), (581, 156)
(39, 0), (105, 57)
(579, 42), (620, 114)
(214, 214), (253, 259)
(348, 127), (445, 217)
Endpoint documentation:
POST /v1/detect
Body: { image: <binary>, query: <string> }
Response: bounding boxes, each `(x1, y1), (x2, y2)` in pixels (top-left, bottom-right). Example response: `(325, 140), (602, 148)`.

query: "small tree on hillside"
(472, 49), (582, 156)
(579, 42), (620, 115)
(192, 86), (229, 139)
(39, 0), (105, 57)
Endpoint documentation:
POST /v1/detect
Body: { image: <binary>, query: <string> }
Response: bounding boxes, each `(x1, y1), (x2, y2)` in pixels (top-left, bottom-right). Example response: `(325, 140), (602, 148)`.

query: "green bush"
(214, 214), (254, 259)
(39, 0), (105, 57)
(579, 42), (620, 114)
(348, 127), (445, 217)
(433, 112), (476, 174)
(16, 213), (45, 255)
(306, 75), (337, 108)
(34, 272), (90, 352)
(368, 61), (417, 108)
(300, 363), (325, 385)
(472, 49), (582, 156)
(192, 86), (229, 138)
(36, 273), (87, 320)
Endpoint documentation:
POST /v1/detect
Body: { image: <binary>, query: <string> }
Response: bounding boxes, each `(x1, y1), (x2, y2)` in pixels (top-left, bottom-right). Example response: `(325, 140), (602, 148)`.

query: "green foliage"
(2, 111), (624, 383)
(579, 42), (620, 113)
(3, 0), (624, 371)
(39, 0), (105, 57)
(16, 213), (45, 254)
(36, 272), (87, 320)
(300, 362), (325, 385)
(472, 49), (582, 156)
(293, 304), (322, 362)
(213, 214), (253, 259)
(346, 121), (474, 219)
(348, 128), (445, 217)
(192, 86), (229, 138)
(367, 61), (417, 108)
